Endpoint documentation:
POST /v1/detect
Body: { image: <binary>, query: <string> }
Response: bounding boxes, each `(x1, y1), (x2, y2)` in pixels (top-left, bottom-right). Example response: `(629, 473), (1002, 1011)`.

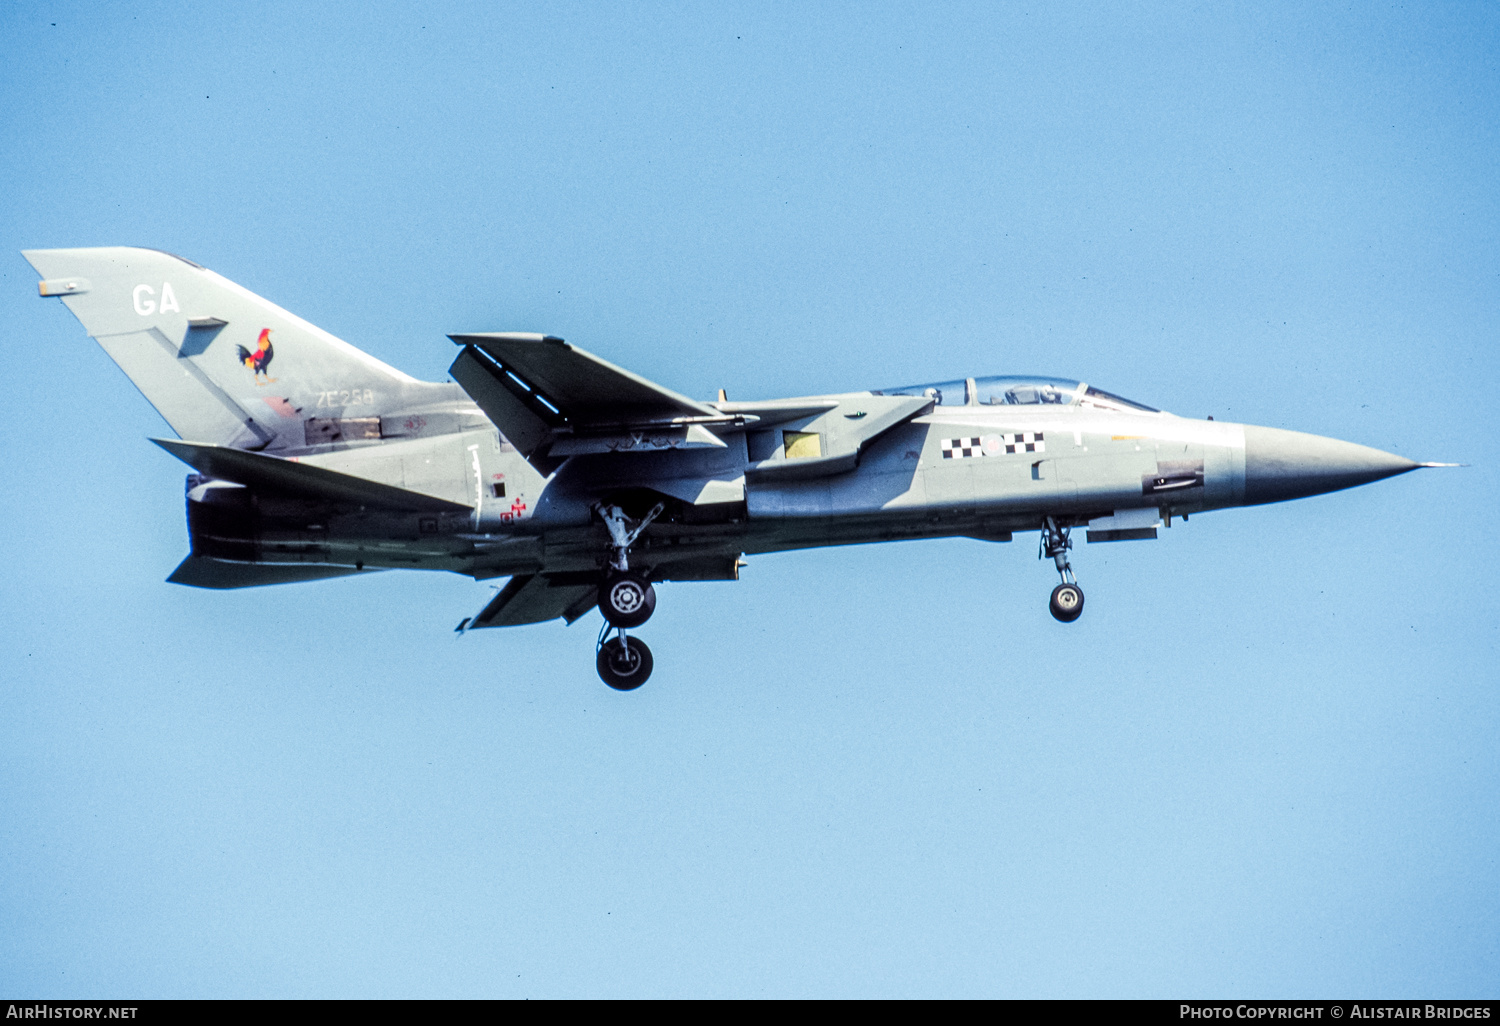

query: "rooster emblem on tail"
(236, 328), (276, 384)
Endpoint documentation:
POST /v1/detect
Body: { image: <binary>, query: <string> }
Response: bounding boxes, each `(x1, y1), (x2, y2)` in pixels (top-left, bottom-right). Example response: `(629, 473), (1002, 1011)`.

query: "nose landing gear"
(594, 502), (664, 689)
(1049, 582), (1084, 621)
(1041, 517), (1085, 623)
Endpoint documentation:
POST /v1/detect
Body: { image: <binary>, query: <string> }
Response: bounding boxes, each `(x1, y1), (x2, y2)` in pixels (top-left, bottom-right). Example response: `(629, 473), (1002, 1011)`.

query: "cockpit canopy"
(873, 375), (1158, 413)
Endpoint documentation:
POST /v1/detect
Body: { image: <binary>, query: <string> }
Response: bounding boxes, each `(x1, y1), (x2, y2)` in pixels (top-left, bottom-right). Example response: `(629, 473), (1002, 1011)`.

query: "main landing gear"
(600, 571), (655, 629)
(594, 502), (662, 690)
(1041, 517), (1085, 623)
(597, 624), (653, 691)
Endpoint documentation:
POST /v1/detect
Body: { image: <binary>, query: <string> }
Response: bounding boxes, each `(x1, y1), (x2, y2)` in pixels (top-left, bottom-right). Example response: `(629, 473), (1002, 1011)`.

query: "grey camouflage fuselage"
(25, 246), (1437, 683)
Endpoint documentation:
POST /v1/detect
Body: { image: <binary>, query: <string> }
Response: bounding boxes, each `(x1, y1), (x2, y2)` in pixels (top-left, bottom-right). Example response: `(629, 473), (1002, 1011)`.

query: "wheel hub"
(608, 579), (646, 615)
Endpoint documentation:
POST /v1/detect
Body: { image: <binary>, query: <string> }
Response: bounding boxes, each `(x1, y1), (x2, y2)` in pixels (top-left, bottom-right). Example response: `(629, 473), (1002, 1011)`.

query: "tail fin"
(23, 246), (420, 450)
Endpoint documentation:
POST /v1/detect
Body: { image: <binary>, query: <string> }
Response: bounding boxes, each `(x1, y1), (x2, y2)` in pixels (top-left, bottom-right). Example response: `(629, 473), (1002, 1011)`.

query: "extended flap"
(449, 344), (558, 470)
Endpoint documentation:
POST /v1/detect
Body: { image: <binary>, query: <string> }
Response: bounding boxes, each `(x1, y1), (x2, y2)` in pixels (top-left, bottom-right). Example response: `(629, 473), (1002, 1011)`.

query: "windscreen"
(1080, 386), (1158, 412)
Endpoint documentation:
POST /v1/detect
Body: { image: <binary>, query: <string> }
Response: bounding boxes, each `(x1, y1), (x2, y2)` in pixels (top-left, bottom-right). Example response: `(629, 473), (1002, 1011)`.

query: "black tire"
(599, 572), (656, 628)
(1049, 583), (1085, 623)
(597, 636), (654, 690)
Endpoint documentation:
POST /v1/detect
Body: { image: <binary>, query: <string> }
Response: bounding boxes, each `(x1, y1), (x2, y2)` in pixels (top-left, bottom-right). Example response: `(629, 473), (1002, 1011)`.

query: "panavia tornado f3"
(24, 247), (1449, 690)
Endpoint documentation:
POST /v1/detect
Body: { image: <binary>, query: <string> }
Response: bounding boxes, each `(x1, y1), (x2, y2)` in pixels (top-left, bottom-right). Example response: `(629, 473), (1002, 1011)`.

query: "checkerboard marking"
(1003, 432), (1045, 454)
(941, 437), (984, 459)
(941, 432), (1045, 458)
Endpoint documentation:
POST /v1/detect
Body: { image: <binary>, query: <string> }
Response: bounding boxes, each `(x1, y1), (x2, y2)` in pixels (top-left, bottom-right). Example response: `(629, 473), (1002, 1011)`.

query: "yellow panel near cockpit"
(783, 431), (822, 459)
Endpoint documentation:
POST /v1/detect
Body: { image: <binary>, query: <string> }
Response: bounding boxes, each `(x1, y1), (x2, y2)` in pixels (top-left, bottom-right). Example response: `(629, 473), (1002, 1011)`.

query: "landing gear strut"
(1040, 517), (1085, 623)
(594, 502), (663, 688)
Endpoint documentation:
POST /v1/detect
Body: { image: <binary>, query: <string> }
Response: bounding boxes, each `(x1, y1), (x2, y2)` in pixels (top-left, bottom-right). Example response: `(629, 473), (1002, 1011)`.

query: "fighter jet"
(24, 247), (1448, 690)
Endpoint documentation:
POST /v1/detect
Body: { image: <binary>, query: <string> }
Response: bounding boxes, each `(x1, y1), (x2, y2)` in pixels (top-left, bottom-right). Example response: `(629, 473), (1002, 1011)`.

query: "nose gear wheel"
(1049, 583), (1084, 622)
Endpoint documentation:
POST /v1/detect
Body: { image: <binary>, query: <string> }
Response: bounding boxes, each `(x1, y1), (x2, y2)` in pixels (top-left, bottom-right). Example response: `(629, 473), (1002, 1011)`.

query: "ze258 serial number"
(315, 389), (376, 407)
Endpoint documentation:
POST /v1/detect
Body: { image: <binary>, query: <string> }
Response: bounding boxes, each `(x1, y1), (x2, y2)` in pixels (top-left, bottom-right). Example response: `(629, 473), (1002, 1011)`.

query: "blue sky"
(2, 1), (1496, 997)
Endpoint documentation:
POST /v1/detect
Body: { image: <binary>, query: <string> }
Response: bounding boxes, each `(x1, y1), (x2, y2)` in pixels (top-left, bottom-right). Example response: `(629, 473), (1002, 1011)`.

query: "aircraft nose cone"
(1243, 425), (1420, 505)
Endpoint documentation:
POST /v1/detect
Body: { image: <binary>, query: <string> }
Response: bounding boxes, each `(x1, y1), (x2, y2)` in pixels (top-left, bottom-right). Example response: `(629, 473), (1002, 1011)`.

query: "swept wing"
(449, 333), (736, 472)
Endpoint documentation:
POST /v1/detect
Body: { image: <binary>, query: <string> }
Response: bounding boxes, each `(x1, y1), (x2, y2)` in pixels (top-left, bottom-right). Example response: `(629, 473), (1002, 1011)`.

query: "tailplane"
(24, 246), (422, 450)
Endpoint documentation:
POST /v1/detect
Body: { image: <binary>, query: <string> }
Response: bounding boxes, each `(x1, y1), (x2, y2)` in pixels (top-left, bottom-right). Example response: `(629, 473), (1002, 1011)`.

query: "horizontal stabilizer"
(153, 438), (472, 513)
(466, 573), (597, 628)
(168, 555), (374, 589)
